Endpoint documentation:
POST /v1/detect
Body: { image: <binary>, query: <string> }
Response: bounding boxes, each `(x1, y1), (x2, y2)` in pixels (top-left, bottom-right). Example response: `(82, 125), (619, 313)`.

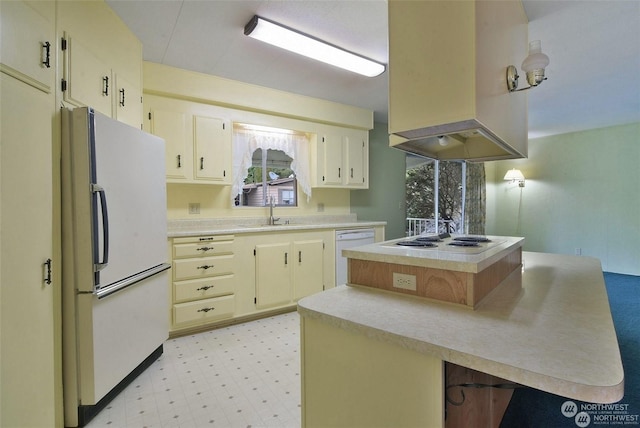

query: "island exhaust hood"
(388, 0), (529, 161)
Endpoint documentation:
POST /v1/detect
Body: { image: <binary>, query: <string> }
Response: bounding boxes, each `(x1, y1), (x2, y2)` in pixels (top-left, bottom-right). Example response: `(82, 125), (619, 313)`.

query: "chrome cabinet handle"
(196, 285), (215, 291)
(197, 307), (215, 313)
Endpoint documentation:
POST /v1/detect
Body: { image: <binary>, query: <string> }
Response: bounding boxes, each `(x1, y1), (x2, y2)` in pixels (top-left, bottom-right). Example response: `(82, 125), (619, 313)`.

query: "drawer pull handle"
(197, 246), (214, 252)
(199, 237), (214, 241)
(196, 285), (215, 291)
(197, 307), (215, 313)
(197, 264), (215, 270)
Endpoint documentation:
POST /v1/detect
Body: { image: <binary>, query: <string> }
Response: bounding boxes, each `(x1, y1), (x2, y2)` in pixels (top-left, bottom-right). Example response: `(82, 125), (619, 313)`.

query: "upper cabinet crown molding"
(388, 0), (529, 161)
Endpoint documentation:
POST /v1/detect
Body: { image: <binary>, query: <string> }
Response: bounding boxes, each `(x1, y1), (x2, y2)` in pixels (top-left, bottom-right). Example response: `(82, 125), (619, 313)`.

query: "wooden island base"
(445, 363), (515, 428)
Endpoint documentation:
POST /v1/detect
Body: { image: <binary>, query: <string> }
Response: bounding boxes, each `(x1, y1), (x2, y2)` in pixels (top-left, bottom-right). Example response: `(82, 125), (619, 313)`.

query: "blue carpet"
(500, 272), (640, 428)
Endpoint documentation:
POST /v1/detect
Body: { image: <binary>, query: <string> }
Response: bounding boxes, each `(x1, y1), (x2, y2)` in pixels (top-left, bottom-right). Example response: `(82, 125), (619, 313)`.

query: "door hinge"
(61, 38), (67, 51)
(61, 79), (67, 92)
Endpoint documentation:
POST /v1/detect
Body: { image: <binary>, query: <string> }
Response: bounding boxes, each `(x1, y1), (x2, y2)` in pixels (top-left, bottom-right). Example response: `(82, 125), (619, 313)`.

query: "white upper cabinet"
(148, 107), (190, 180)
(58, 1), (143, 128)
(0, 0), (55, 92)
(144, 94), (232, 185)
(194, 115), (231, 183)
(312, 127), (369, 189)
(61, 34), (113, 117)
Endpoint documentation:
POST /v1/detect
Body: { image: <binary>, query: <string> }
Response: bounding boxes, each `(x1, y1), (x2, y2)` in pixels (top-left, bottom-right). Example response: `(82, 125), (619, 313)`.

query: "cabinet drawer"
(173, 295), (234, 325)
(173, 254), (234, 281)
(174, 275), (234, 303)
(173, 240), (233, 258)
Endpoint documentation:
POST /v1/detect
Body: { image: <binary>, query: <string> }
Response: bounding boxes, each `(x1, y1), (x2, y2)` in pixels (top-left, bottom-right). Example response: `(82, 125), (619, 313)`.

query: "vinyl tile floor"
(86, 311), (301, 428)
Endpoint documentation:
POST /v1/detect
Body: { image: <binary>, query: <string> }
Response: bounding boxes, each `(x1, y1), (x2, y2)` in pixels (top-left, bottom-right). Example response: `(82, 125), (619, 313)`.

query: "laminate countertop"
(298, 251), (624, 404)
(167, 215), (386, 238)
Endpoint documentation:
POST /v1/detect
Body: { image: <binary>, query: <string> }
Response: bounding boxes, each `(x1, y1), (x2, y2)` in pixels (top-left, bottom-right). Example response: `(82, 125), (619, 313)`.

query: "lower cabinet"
(255, 237), (325, 309)
(170, 235), (235, 332)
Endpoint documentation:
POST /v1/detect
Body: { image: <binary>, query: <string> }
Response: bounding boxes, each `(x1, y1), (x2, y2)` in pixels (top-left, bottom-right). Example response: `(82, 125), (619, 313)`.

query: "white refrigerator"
(61, 107), (170, 427)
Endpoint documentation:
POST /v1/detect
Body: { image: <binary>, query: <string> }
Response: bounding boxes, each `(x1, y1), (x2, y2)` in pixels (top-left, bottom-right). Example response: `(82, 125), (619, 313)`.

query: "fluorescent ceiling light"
(244, 15), (385, 77)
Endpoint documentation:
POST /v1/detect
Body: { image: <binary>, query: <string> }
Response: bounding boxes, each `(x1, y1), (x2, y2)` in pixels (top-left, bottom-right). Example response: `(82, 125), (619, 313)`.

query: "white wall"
(487, 122), (640, 275)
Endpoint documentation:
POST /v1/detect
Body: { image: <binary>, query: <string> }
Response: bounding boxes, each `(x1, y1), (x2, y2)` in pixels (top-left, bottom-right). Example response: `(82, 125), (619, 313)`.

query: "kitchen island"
(298, 251), (624, 427)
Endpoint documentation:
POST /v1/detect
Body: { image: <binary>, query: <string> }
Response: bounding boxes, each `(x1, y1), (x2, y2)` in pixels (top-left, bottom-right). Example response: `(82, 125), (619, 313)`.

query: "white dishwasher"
(335, 229), (375, 286)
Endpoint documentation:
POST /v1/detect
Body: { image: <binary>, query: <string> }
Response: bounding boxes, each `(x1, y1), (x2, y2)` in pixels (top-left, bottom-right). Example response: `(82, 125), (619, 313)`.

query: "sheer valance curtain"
(231, 129), (312, 204)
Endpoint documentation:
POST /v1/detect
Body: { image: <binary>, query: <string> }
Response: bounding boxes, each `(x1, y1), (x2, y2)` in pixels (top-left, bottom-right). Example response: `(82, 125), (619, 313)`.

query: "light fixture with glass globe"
(507, 40), (550, 92)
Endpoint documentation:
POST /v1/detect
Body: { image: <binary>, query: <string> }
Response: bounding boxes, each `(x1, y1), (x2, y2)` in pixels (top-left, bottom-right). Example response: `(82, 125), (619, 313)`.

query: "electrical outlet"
(575, 248), (582, 256)
(393, 272), (417, 291)
(188, 203), (200, 214)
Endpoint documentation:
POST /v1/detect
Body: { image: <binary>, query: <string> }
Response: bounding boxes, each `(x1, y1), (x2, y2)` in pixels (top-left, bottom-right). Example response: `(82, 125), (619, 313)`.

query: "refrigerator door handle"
(92, 183), (109, 272)
(96, 263), (171, 299)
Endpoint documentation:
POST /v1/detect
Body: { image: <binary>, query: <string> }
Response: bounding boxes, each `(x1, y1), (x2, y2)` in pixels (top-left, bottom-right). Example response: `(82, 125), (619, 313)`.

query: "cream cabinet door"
(194, 115), (231, 183)
(345, 132), (367, 187)
(62, 33), (113, 117)
(293, 239), (324, 300)
(255, 242), (291, 308)
(149, 108), (190, 180)
(320, 133), (344, 186)
(0, 0), (54, 92)
(1, 73), (56, 427)
(113, 73), (142, 129)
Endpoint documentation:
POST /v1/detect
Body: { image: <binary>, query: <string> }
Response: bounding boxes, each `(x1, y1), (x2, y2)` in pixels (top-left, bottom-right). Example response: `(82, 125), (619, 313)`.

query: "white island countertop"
(343, 234), (524, 273)
(298, 251), (624, 404)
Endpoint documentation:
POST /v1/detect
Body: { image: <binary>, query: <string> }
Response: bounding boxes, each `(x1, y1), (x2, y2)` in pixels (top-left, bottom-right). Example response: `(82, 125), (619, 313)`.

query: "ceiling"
(106, 0), (640, 139)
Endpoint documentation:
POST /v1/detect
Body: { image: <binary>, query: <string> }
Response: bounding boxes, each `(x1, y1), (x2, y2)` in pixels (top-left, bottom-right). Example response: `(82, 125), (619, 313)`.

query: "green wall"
(487, 122), (640, 275)
(351, 122), (407, 240)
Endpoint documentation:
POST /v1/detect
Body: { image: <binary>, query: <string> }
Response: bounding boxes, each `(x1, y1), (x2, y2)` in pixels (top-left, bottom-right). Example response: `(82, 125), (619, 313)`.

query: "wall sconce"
(244, 15), (385, 77)
(504, 168), (525, 187)
(506, 40), (550, 92)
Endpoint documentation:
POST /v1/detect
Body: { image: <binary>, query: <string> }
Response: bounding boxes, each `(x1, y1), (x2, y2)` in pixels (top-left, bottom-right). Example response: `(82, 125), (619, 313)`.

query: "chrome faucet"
(268, 196), (280, 225)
